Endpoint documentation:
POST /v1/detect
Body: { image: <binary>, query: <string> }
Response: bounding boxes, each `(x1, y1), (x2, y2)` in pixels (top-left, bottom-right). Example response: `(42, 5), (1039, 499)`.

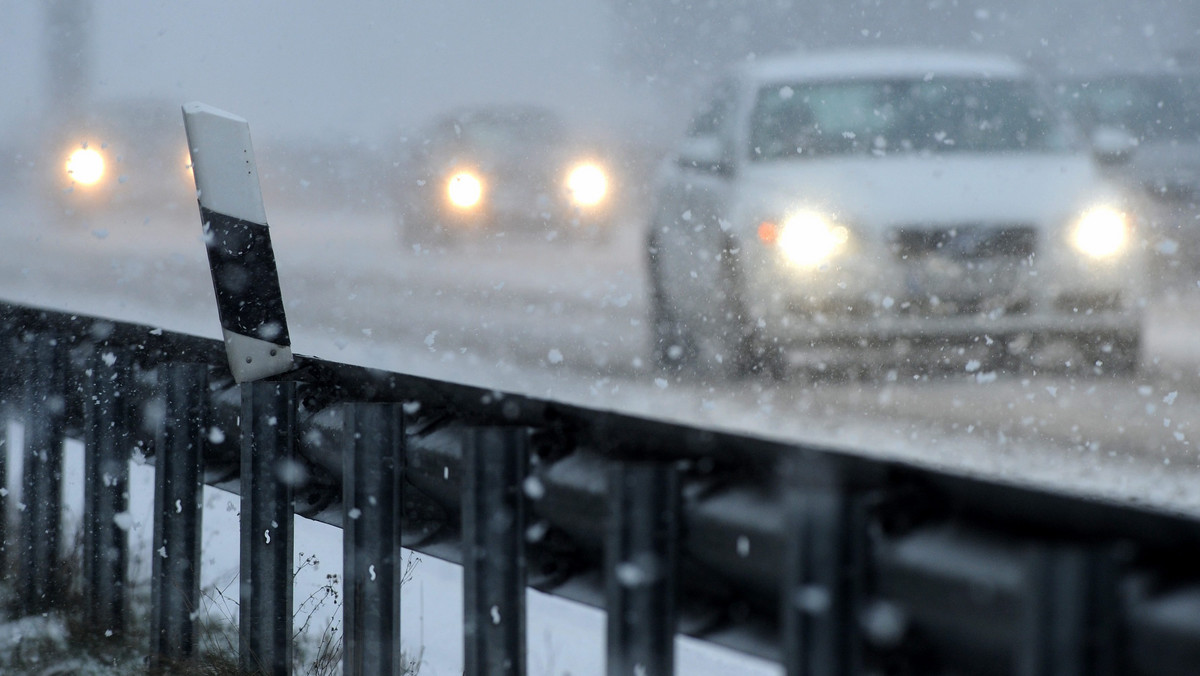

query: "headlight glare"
(771, 211), (850, 268)
(1072, 207), (1129, 259)
(66, 146), (105, 186)
(446, 171), (484, 209)
(566, 163), (607, 207)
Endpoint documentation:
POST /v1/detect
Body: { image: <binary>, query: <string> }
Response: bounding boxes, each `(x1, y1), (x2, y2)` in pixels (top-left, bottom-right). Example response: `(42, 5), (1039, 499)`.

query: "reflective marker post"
(462, 426), (528, 676)
(150, 362), (207, 671)
(185, 102), (298, 675)
(343, 402), (406, 676)
(240, 380), (297, 676)
(18, 337), (65, 615)
(605, 462), (680, 676)
(82, 346), (130, 636)
(183, 101), (293, 385)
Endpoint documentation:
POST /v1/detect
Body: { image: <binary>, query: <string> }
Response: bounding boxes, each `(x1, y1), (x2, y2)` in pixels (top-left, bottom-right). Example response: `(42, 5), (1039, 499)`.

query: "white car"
(647, 50), (1147, 378)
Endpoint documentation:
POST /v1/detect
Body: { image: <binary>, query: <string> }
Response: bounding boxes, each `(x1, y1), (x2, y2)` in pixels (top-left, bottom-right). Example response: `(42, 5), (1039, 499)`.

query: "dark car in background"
(42, 98), (195, 221)
(1056, 67), (1200, 279)
(393, 106), (618, 248)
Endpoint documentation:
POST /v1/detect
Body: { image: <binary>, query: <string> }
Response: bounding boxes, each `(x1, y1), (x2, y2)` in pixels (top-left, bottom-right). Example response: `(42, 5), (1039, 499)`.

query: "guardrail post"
(0, 397), (5, 573)
(0, 333), (14, 575)
(18, 338), (66, 614)
(1017, 546), (1116, 676)
(149, 363), (207, 671)
(240, 379), (297, 676)
(82, 346), (130, 636)
(462, 426), (528, 676)
(605, 462), (680, 676)
(781, 459), (870, 676)
(343, 402), (405, 676)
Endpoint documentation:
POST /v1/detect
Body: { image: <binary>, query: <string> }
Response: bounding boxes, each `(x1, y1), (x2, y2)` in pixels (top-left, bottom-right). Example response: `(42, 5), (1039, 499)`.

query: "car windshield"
(1061, 74), (1200, 143)
(750, 78), (1077, 160)
(448, 112), (568, 159)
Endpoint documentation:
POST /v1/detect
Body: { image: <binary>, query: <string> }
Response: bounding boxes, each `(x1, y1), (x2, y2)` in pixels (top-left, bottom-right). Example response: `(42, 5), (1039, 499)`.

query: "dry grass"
(0, 546), (423, 675)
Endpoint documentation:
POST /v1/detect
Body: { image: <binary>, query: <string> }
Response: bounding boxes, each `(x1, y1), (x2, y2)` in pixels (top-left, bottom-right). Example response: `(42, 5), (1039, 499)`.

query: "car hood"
(737, 153), (1118, 230)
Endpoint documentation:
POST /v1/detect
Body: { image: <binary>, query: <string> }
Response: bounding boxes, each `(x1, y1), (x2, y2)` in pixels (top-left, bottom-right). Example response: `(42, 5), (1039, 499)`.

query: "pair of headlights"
(758, 207), (1132, 268)
(446, 163), (609, 210)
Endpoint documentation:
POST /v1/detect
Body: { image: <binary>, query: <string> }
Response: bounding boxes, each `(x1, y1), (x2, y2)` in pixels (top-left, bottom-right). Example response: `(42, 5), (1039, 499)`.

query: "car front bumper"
(767, 310), (1141, 371)
(742, 248), (1144, 369)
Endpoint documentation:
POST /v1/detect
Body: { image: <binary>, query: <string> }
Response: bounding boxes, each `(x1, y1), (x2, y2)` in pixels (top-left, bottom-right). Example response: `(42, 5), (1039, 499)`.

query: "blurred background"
(3, 0), (1199, 215)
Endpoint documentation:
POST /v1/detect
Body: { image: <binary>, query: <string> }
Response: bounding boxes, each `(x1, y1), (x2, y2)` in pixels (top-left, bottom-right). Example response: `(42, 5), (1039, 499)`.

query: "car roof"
(436, 105), (562, 127)
(1055, 67), (1200, 83)
(741, 49), (1029, 84)
(1050, 52), (1200, 81)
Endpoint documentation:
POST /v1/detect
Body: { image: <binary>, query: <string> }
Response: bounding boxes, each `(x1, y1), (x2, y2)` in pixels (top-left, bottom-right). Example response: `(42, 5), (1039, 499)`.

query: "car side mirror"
(1091, 126), (1137, 165)
(676, 136), (733, 176)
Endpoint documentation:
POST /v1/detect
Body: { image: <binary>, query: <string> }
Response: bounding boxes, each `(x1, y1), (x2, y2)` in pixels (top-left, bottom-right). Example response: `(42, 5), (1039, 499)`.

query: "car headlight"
(446, 171), (484, 210)
(1071, 206), (1129, 259)
(759, 210), (850, 268)
(66, 145), (105, 186)
(566, 163), (607, 207)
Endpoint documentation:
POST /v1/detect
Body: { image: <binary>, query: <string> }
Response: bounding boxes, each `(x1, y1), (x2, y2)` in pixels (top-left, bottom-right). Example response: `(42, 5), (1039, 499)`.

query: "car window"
(750, 78), (1078, 159)
(686, 79), (739, 139)
(1062, 75), (1200, 143)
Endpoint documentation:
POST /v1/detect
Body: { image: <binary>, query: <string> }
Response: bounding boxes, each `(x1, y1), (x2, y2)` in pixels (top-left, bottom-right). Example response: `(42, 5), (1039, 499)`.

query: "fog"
(3, 1), (1198, 146)
(0, 1), (637, 141)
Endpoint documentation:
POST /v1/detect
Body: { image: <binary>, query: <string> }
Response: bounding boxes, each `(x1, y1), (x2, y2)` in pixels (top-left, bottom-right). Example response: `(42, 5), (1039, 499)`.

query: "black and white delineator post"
(182, 102), (293, 383)
(183, 103), (297, 675)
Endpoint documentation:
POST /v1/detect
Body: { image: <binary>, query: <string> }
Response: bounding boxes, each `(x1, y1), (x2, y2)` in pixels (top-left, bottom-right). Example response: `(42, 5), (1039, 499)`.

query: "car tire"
(647, 233), (698, 372)
(710, 240), (786, 381)
(648, 233), (785, 381)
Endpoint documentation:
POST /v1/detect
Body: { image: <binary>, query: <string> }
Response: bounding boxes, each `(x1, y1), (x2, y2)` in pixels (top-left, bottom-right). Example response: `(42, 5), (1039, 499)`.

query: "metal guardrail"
(3, 299), (1200, 675)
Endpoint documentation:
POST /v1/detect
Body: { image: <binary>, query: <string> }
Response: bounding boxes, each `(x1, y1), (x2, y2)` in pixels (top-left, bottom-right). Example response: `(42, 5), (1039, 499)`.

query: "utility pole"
(43, 0), (92, 120)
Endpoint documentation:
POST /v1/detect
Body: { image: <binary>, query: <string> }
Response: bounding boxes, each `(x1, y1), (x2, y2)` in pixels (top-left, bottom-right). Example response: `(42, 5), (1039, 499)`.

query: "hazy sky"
(0, 1), (633, 142)
(3, 1), (1197, 149)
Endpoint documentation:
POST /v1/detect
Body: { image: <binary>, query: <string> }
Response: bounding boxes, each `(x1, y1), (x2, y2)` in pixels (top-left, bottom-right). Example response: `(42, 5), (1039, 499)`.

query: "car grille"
(1054, 291), (1123, 314)
(890, 225), (1037, 260)
(786, 294), (1031, 319)
(785, 225), (1042, 321)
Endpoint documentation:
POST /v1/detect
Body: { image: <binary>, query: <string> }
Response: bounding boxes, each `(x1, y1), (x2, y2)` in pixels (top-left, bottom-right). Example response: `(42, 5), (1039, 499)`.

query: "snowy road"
(5, 200), (1200, 516)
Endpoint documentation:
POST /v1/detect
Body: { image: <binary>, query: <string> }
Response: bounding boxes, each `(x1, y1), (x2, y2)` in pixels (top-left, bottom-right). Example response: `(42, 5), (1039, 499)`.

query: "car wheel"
(709, 240), (785, 380)
(647, 233), (697, 372)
